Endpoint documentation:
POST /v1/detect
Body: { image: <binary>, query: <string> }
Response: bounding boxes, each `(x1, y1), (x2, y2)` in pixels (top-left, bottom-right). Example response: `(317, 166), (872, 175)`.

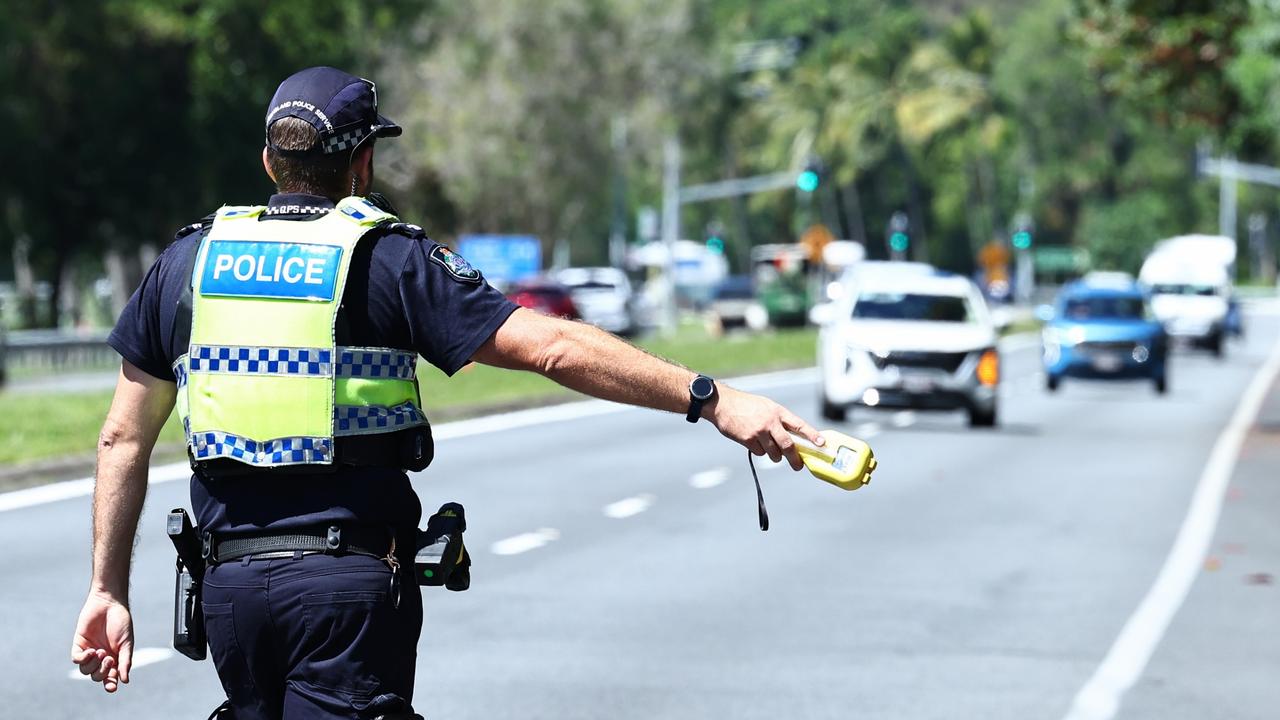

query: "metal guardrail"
(1, 329), (115, 376)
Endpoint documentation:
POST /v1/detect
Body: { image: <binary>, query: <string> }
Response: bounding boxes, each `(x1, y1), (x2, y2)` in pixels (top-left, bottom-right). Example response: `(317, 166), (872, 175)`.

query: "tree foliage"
(1, 0), (1274, 327)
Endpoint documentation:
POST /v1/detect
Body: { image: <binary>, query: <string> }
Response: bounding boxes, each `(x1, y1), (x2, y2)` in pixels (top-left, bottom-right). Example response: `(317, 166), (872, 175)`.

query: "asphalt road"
(2, 305), (1278, 720)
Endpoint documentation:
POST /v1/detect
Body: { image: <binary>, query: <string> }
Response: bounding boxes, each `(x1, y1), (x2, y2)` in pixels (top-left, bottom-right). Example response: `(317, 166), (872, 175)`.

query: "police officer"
(70, 66), (823, 720)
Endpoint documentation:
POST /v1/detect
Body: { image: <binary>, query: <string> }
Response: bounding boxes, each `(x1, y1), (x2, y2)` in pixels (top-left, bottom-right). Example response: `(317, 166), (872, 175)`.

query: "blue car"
(1042, 279), (1168, 394)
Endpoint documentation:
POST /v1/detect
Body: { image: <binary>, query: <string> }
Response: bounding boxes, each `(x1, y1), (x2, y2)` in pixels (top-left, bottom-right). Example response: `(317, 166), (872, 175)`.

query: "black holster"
(167, 508), (207, 661)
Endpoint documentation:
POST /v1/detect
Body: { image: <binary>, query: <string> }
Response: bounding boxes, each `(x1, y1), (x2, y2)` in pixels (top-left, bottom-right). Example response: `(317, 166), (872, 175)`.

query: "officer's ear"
(353, 144), (374, 176)
(262, 147), (277, 184)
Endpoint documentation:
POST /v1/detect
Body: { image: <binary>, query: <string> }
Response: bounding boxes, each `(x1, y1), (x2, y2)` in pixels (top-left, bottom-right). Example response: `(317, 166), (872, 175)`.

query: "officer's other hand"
(71, 591), (134, 693)
(706, 385), (823, 470)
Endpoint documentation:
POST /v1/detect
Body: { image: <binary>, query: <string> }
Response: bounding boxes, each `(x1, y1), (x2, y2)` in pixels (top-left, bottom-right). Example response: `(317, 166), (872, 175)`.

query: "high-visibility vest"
(173, 196), (426, 469)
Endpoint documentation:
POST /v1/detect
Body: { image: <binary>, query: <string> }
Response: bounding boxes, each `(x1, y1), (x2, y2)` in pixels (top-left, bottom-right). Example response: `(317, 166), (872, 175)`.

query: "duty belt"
(203, 525), (393, 564)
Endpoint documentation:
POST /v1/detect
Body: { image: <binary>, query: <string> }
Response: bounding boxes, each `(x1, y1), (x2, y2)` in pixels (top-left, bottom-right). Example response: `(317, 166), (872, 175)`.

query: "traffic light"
(886, 211), (910, 258)
(705, 220), (725, 254)
(796, 169), (820, 193)
(796, 158), (823, 193)
(1010, 213), (1034, 250)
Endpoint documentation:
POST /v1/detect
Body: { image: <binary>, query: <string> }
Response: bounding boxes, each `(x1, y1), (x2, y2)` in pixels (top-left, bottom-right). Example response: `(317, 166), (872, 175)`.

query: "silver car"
(553, 267), (637, 336)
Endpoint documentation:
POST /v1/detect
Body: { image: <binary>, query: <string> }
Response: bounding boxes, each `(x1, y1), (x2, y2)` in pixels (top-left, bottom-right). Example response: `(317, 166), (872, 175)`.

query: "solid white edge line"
(1062, 332), (1280, 720)
(603, 494), (655, 519)
(0, 367), (819, 514)
(1, 334), (1043, 514)
(0, 461), (192, 514)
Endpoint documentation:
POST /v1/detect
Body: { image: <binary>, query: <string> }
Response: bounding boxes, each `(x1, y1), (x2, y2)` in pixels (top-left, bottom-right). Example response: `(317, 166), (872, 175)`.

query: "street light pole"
(661, 136), (682, 334)
(657, 135), (808, 333)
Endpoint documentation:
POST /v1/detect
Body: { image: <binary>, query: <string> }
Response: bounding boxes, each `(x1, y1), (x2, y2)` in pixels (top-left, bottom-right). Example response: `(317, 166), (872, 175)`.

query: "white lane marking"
(853, 422), (881, 438)
(603, 494), (655, 519)
(1062, 333), (1280, 720)
(690, 467), (731, 487)
(2, 367), (823, 514)
(490, 528), (560, 556)
(999, 332), (1042, 353)
(0, 461), (191, 514)
(890, 410), (916, 427)
(68, 646), (175, 681)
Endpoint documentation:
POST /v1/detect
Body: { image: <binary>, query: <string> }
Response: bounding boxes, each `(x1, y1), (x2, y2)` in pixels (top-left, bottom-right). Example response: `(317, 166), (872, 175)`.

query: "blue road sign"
(457, 235), (542, 283)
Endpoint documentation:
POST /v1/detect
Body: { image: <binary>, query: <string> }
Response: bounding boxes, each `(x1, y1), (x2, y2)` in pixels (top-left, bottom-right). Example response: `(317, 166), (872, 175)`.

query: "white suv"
(814, 263), (1001, 427)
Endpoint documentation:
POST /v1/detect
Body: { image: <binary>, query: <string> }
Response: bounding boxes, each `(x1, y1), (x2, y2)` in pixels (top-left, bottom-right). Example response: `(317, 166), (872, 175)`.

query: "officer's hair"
(265, 117), (352, 197)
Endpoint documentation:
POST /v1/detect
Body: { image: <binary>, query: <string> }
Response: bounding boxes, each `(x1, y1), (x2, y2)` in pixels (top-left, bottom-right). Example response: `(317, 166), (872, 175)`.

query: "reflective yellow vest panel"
(173, 197), (426, 468)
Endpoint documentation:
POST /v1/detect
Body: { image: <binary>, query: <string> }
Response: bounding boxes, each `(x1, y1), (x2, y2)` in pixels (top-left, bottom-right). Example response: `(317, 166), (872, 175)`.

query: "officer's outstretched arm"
(71, 360), (176, 693)
(472, 308), (823, 468)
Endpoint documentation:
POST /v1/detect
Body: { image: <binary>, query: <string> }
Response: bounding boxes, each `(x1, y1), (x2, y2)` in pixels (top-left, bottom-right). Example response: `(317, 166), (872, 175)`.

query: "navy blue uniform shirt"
(108, 193), (518, 535)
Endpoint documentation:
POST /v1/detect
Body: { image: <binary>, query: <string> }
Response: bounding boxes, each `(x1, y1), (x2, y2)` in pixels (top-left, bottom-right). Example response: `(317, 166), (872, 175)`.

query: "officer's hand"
(71, 591), (134, 693)
(706, 385), (823, 470)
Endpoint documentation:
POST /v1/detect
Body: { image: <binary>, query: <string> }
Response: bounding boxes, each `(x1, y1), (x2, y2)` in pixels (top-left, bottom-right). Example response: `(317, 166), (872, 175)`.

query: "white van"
(1139, 238), (1233, 356)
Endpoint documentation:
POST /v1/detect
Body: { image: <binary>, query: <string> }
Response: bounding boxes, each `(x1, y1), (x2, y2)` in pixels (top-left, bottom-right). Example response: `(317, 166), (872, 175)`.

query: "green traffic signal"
(796, 169), (820, 193)
(706, 236), (725, 254)
(889, 232), (909, 252)
(1011, 231), (1032, 250)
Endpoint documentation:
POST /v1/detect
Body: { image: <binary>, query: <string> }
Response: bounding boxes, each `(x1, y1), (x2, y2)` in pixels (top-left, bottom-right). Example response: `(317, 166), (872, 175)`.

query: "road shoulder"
(1122, 372), (1280, 720)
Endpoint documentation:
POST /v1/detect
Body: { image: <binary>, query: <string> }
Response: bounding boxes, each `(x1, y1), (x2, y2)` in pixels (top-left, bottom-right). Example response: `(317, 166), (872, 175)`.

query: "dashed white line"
(690, 467), (731, 487)
(603, 494), (655, 519)
(68, 647), (174, 681)
(853, 422), (881, 438)
(1061, 332), (1280, 720)
(890, 410), (917, 428)
(490, 528), (560, 556)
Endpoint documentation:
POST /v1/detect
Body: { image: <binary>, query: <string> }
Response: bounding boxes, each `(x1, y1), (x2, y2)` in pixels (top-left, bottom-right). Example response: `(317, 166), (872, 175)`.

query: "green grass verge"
(0, 327), (818, 468)
(0, 391), (186, 466)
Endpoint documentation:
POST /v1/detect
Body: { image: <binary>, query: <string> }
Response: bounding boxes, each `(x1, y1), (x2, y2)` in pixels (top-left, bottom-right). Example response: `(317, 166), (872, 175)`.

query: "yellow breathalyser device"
(792, 430), (877, 490)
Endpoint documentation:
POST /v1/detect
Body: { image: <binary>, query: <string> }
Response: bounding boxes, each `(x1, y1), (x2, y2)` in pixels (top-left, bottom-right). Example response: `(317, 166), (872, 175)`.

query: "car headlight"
(1132, 345), (1150, 363)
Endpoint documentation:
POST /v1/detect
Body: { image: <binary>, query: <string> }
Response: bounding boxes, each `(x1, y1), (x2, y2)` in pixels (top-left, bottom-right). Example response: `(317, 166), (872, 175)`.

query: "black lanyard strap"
(748, 451), (769, 531)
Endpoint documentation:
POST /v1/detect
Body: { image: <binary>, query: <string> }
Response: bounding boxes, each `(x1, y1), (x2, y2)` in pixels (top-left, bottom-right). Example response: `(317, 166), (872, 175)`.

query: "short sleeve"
(399, 241), (518, 375)
(106, 241), (188, 382)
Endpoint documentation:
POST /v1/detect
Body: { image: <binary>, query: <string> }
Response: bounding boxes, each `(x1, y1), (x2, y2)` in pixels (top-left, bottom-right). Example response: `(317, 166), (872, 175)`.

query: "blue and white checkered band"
(191, 432), (332, 466)
(322, 125), (369, 154)
(183, 345), (416, 381)
(173, 355), (190, 388)
(335, 348), (417, 380)
(188, 345), (334, 376)
(334, 402), (426, 435)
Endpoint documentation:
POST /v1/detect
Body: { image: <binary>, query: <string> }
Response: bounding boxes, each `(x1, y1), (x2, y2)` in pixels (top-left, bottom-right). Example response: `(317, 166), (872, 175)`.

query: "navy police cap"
(265, 66), (402, 157)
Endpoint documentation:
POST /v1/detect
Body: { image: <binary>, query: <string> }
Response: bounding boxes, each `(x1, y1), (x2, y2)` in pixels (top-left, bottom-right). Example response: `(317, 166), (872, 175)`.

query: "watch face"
(691, 375), (715, 400)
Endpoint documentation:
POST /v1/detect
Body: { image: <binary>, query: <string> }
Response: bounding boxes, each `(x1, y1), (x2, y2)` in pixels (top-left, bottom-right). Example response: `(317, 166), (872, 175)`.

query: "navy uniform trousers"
(202, 552), (423, 720)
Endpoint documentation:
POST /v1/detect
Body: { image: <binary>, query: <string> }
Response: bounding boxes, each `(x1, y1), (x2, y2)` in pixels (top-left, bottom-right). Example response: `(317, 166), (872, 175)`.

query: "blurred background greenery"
(3, 0), (1280, 330)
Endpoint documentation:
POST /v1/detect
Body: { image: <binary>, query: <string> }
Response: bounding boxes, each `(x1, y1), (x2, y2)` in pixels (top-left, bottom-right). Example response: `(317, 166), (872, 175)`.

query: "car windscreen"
(1150, 283), (1216, 296)
(1062, 295), (1146, 320)
(715, 279), (754, 300)
(852, 292), (971, 322)
(564, 280), (618, 291)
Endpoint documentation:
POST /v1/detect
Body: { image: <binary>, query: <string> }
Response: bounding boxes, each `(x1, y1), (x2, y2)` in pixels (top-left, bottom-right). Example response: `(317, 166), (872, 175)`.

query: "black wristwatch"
(686, 375), (717, 423)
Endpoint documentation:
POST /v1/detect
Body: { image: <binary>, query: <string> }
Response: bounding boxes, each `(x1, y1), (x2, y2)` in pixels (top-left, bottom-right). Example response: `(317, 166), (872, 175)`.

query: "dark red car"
(506, 279), (581, 319)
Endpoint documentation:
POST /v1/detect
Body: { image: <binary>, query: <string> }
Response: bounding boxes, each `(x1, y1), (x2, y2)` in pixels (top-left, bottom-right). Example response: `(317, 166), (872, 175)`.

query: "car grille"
(871, 350), (969, 373)
(1078, 340), (1137, 355)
